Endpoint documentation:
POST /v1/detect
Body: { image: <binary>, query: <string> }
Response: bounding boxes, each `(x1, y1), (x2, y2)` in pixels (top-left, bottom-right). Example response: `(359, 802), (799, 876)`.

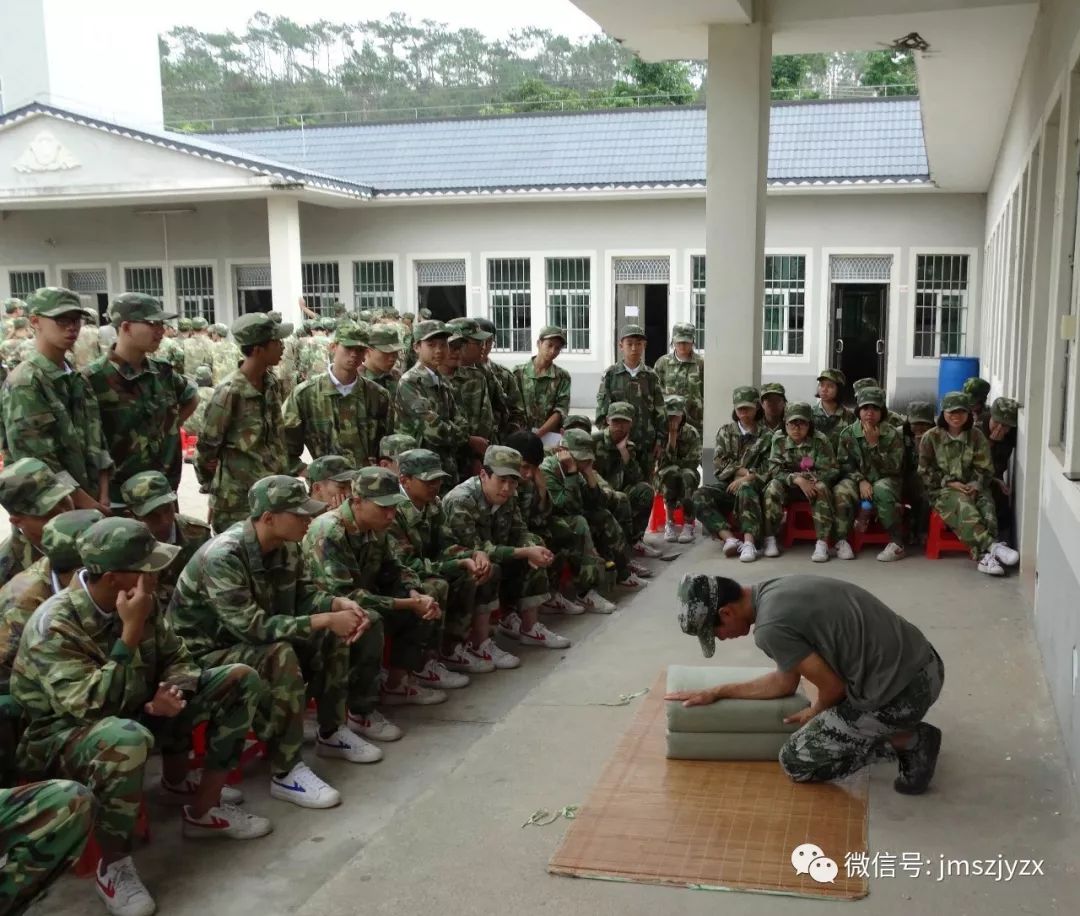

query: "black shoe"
(894, 723), (942, 795)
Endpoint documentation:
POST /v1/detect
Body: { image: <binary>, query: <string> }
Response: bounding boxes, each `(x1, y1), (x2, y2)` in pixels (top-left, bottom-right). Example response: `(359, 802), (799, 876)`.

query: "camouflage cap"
(334, 322), (369, 347)
(211, 323), (228, 336)
(11, 317), (28, 330)
(27, 287), (85, 318)
(990, 396), (1019, 427)
(940, 391), (971, 413)
(42, 509), (104, 571)
(537, 325), (567, 343)
(358, 310), (375, 323)
(367, 324), (403, 353)
(906, 400), (935, 426)
(856, 386), (886, 409)
(0, 458), (76, 516)
(620, 323), (647, 340)
(398, 448), (451, 481)
(401, 312), (416, 322)
(784, 401), (812, 422)
(963, 377), (991, 401)
(608, 401), (635, 421)
(419, 308), (433, 319)
(671, 323), (696, 344)
(352, 466), (410, 506)
(732, 386), (759, 408)
(483, 445), (523, 477)
(3, 298), (24, 314)
(665, 394), (687, 415)
(178, 317), (193, 332)
(249, 475), (325, 517)
(120, 471), (177, 517)
(379, 433), (417, 458)
(852, 377), (879, 394)
(414, 319), (451, 341)
(307, 455), (360, 483)
(817, 368), (847, 387)
(78, 517), (180, 574)
(562, 428), (595, 461)
(446, 317), (491, 342)
(759, 382), (786, 399)
(562, 415), (593, 433)
(191, 316), (209, 331)
(194, 366), (213, 386)
(232, 312), (293, 347)
(677, 573), (720, 659)
(108, 292), (177, 326)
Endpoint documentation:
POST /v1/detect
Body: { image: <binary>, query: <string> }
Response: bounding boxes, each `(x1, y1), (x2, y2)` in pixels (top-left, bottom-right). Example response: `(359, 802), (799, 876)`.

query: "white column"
(702, 20), (772, 477)
(267, 195), (304, 326)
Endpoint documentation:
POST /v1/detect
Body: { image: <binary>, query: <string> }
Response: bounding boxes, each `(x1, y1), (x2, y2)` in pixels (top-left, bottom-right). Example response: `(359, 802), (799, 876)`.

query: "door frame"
(606, 249), (676, 364)
(829, 282), (890, 390)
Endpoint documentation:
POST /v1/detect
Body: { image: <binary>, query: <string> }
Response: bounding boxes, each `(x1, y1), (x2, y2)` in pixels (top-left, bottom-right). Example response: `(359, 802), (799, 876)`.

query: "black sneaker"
(894, 723), (942, 795)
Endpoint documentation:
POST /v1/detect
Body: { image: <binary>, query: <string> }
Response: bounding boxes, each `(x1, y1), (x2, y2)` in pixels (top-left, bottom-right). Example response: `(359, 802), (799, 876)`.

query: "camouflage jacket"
(812, 402), (856, 450)
(155, 514), (212, 607)
(158, 337), (186, 375)
(182, 387), (213, 436)
(1, 350), (112, 493)
(282, 372), (390, 472)
(302, 501), (421, 614)
(212, 340), (242, 385)
(13, 576), (199, 763)
(392, 363), (468, 477)
(595, 363), (666, 447)
(441, 476), (542, 560)
(712, 422), (771, 484)
(84, 350), (196, 502)
(169, 521), (335, 658)
(659, 423), (702, 472)
(0, 557), (53, 711)
(446, 366), (498, 443)
(486, 360), (526, 433)
(0, 337), (33, 374)
(0, 529), (35, 589)
(514, 477), (552, 532)
(977, 414), (1017, 480)
(183, 336), (215, 377)
(591, 430), (648, 491)
(194, 370), (288, 523)
(539, 455), (606, 518)
(70, 325), (102, 371)
(835, 421), (904, 485)
(766, 431), (839, 486)
(298, 337), (331, 381)
(514, 359), (571, 431)
(653, 352), (704, 429)
(389, 495), (470, 579)
(917, 427), (995, 494)
(361, 366), (401, 405)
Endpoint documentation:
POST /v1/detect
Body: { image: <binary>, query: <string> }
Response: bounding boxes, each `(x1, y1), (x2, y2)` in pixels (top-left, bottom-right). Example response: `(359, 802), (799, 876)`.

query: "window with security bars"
(488, 258), (531, 353)
(913, 255), (969, 358)
(123, 267), (164, 299)
(545, 257), (590, 353)
(353, 260), (394, 312)
(175, 266), (215, 322)
(763, 255), (806, 355)
(8, 270), (46, 299)
(301, 262), (341, 316)
(691, 255), (706, 350)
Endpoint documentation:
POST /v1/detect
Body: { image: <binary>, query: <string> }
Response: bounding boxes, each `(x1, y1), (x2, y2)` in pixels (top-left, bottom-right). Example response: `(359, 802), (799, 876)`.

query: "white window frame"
(301, 260), (342, 317)
(352, 256), (399, 313)
(119, 261), (167, 300)
(173, 262), (218, 323)
(910, 251), (975, 360)
(545, 255), (593, 355)
(762, 251), (809, 358)
(603, 248), (677, 364)
(224, 257), (271, 323)
(483, 255), (533, 354)
(687, 250), (707, 352)
(405, 252), (473, 316)
(4, 265), (51, 299)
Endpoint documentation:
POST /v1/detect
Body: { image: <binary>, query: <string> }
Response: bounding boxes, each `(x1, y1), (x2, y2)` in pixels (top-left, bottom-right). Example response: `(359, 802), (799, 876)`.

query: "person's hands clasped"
(794, 475), (817, 500)
(409, 592), (442, 621)
(524, 545), (554, 569)
(145, 682), (186, 718)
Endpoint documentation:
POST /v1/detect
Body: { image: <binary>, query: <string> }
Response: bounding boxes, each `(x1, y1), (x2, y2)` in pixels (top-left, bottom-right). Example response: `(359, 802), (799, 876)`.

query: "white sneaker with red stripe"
(382, 675), (448, 706)
(347, 709), (403, 741)
(95, 856), (156, 916)
(579, 589), (616, 614)
(518, 622), (571, 649)
(474, 637), (520, 669)
(628, 560), (653, 578)
(542, 592), (586, 615)
(497, 611), (523, 640)
(618, 572), (648, 589)
(413, 657), (470, 689)
(441, 641), (495, 674)
(182, 802), (273, 840)
(161, 770), (243, 805)
(633, 540), (663, 558)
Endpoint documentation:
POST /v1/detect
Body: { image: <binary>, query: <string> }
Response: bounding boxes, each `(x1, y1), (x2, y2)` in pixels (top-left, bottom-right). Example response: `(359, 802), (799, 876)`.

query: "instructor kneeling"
(666, 574), (944, 795)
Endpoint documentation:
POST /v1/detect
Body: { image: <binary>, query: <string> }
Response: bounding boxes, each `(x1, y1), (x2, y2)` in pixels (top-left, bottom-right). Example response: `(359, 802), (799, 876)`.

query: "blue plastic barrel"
(937, 356), (980, 405)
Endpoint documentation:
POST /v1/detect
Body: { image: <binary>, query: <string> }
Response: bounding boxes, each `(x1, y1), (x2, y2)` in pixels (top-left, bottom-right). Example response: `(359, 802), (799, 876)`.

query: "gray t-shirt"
(751, 575), (934, 711)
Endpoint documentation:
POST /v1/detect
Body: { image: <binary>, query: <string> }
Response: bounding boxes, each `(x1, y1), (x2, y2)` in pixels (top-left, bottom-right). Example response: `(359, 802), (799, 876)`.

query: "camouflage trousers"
(833, 477), (903, 539)
(380, 600), (438, 674)
(780, 649), (944, 783)
(210, 504), (251, 536)
(541, 514), (604, 593)
(764, 481), (834, 539)
(692, 479), (765, 539)
(585, 505), (631, 579)
(476, 559), (548, 615)
(0, 780), (94, 916)
(932, 487), (998, 557)
(439, 571), (479, 646)
(615, 482), (655, 545)
(657, 466), (700, 518)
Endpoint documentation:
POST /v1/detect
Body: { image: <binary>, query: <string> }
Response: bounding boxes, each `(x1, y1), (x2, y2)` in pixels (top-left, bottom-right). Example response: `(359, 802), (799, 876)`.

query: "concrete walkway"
(16, 469), (1079, 916)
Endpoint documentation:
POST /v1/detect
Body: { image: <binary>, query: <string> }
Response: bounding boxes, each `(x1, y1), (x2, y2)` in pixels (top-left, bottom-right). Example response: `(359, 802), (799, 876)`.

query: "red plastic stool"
(646, 494), (684, 532)
(74, 799), (150, 878)
(189, 723), (265, 785)
(924, 510), (969, 559)
(848, 504), (907, 554)
(181, 430), (198, 462)
(781, 501), (819, 547)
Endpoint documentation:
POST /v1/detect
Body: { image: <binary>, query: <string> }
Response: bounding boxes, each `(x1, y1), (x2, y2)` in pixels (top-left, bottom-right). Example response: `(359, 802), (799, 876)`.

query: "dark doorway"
(643, 285), (669, 366)
(419, 285), (466, 323)
(831, 284), (888, 400)
(238, 289), (273, 314)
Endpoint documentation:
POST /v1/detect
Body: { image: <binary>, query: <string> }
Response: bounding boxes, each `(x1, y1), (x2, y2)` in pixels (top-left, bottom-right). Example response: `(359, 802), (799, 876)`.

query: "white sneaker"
(182, 802), (273, 840)
(763, 536), (780, 558)
(722, 536), (740, 558)
(579, 589), (616, 614)
(413, 657), (470, 689)
(835, 539), (855, 560)
(877, 542), (906, 562)
(739, 542), (758, 563)
(811, 540), (830, 562)
(316, 725), (383, 763)
(441, 641), (495, 674)
(633, 540), (663, 558)
(382, 675), (448, 705)
(542, 591), (585, 615)
(519, 622), (572, 649)
(95, 856), (156, 916)
(978, 553), (1005, 577)
(477, 636), (520, 670)
(347, 709), (403, 742)
(664, 521), (679, 542)
(161, 770), (243, 806)
(628, 560), (653, 578)
(498, 611), (523, 640)
(618, 572), (648, 589)
(270, 762), (341, 809)
(678, 524), (695, 544)
(991, 541), (1019, 567)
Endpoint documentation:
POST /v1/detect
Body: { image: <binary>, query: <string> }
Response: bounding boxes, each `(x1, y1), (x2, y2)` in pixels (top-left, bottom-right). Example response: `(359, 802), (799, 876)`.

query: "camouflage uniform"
(158, 333), (187, 376)
(182, 368), (215, 437)
(298, 334), (332, 381)
(903, 401), (936, 541)
(811, 369), (854, 450)
(590, 404), (655, 545)
(183, 328), (215, 378)
(759, 382), (787, 435)
(445, 319), (500, 449)
(535, 451), (607, 594)
(0, 459), (78, 590)
(514, 338), (572, 433)
(0, 780), (94, 916)
(763, 403), (839, 539)
(656, 396), (702, 520)
(653, 324), (704, 431)
(360, 324), (404, 411)
(170, 480), (348, 773)
(0, 320), (33, 381)
(13, 518), (261, 856)
(212, 335), (243, 386)
(70, 322), (102, 371)
(980, 397), (1019, 540)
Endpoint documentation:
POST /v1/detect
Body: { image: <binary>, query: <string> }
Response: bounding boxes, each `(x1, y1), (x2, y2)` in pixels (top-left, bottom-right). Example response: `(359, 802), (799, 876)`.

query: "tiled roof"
(200, 98), (929, 195)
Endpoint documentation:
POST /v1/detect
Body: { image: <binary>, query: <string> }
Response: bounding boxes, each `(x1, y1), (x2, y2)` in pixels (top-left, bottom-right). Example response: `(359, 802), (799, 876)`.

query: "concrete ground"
(15, 465), (1079, 916)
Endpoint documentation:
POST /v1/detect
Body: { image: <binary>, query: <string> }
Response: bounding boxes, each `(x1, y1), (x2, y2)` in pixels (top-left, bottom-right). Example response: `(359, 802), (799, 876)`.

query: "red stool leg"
(647, 494), (666, 533)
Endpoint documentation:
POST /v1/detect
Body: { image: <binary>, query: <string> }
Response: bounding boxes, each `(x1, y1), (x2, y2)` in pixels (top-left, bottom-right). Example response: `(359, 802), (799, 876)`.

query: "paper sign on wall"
(625, 306), (640, 317)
